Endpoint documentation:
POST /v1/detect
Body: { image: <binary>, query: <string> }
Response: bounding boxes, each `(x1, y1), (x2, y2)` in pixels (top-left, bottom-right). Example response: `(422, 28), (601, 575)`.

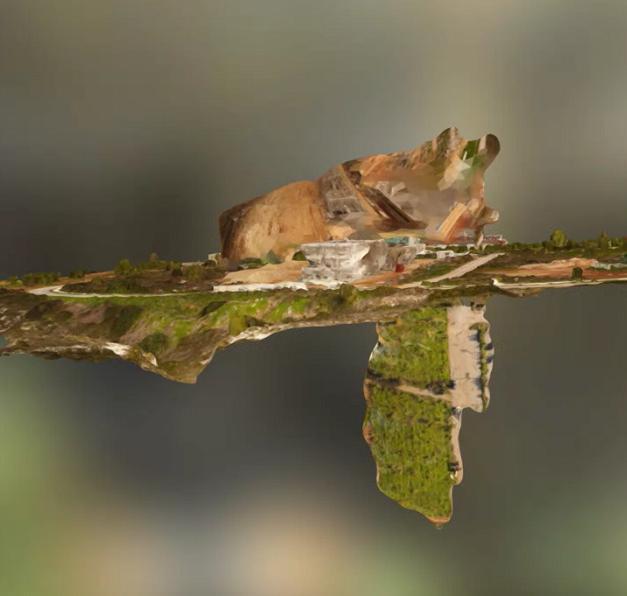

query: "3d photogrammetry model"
(1, 128), (626, 524)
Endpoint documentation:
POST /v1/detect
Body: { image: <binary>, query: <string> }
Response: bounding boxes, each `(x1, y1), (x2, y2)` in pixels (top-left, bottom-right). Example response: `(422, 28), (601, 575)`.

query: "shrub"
(139, 332), (169, 355)
(136, 253), (169, 271)
(115, 258), (134, 276)
(333, 284), (358, 308)
(549, 229), (568, 249)
(598, 232), (610, 250)
(184, 264), (205, 281)
(6, 276), (23, 287)
(571, 267), (584, 280)
(265, 250), (281, 264)
(107, 305), (143, 338)
(21, 272), (60, 286)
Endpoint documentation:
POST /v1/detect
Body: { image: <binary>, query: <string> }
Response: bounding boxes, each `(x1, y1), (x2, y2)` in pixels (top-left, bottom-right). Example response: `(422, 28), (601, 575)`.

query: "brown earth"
(219, 127), (501, 262)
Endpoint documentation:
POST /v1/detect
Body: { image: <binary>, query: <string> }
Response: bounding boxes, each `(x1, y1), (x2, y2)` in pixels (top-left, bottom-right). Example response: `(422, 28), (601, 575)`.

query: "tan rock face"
(220, 127), (500, 262)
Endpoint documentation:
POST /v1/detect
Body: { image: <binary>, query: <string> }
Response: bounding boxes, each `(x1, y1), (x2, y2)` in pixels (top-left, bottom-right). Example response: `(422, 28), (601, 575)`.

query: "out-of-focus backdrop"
(1, 2), (627, 595)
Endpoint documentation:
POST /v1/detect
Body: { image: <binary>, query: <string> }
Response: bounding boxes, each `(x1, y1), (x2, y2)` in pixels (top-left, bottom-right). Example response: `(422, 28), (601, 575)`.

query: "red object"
(395, 263), (405, 273)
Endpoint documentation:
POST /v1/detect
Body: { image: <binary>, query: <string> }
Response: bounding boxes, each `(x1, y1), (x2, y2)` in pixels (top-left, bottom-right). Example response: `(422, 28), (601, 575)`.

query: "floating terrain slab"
(2, 123), (626, 525)
(2, 236), (626, 524)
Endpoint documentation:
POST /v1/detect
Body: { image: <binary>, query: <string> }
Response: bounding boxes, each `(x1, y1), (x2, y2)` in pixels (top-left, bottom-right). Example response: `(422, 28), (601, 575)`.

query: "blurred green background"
(1, 1), (627, 594)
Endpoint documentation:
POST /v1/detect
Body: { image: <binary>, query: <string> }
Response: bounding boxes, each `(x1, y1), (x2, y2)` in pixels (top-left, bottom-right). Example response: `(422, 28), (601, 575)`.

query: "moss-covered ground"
(364, 385), (456, 522)
(0, 283), (431, 383)
(368, 307), (450, 389)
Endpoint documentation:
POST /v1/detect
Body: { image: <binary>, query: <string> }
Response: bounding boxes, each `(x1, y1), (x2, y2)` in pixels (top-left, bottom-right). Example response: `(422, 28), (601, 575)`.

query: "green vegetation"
(7, 272), (61, 287)
(114, 255), (181, 276)
(24, 272), (60, 286)
(265, 250), (281, 264)
(106, 304), (143, 339)
(183, 264), (205, 281)
(139, 332), (169, 355)
(62, 256), (225, 294)
(549, 229), (568, 249)
(364, 385), (455, 522)
(402, 259), (466, 284)
(43, 282), (415, 358)
(5, 276), (23, 287)
(66, 276), (151, 294)
(598, 232), (610, 250)
(369, 307), (450, 389)
(0, 282), (409, 386)
(483, 233), (627, 258)
(471, 321), (491, 409)
(114, 259), (134, 276)
(237, 251), (285, 269)
(475, 234), (627, 281)
(363, 306), (467, 522)
(113, 254), (222, 278)
(571, 266), (584, 281)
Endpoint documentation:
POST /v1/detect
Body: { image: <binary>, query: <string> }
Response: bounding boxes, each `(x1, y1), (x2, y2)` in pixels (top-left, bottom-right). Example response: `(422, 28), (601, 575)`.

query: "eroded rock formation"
(220, 127), (500, 262)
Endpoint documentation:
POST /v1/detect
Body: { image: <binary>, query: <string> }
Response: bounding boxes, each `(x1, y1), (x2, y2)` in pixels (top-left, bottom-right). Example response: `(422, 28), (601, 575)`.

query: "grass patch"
(364, 385), (456, 521)
(139, 332), (169, 355)
(106, 305), (143, 339)
(369, 307), (450, 389)
(402, 259), (467, 284)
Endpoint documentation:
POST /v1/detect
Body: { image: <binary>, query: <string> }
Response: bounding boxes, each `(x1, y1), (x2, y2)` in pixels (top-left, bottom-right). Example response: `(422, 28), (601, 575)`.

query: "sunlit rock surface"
(219, 127), (500, 262)
(363, 305), (493, 524)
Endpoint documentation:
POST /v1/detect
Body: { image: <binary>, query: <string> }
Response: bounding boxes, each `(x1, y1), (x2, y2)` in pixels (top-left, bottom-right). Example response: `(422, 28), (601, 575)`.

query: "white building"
(300, 239), (420, 282)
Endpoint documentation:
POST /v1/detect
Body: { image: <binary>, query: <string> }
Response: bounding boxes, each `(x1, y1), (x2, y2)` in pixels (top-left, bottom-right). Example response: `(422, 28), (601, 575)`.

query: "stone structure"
(300, 239), (422, 282)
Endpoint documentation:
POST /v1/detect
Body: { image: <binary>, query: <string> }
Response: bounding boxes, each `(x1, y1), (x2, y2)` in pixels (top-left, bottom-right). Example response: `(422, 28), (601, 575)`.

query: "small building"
(300, 239), (419, 283)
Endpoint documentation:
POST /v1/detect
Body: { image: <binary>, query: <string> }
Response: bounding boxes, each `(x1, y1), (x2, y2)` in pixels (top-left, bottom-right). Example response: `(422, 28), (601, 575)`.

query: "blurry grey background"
(1, 1), (627, 595)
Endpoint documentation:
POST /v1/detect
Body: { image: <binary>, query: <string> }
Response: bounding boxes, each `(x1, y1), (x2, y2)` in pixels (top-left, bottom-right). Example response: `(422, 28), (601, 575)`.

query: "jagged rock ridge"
(220, 127), (500, 262)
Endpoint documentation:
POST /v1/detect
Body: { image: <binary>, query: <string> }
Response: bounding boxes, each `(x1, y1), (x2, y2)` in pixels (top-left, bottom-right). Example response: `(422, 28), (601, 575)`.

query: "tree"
(598, 232), (610, 250)
(549, 229), (568, 249)
(115, 258), (133, 276)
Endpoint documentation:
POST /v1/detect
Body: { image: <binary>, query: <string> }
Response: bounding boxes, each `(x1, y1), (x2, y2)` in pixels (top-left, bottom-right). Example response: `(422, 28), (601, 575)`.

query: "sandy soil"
(488, 257), (598, 278)
(221, 261), (308, 285)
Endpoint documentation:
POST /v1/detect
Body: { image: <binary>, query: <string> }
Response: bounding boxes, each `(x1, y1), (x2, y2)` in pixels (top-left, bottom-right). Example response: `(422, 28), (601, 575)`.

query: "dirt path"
(27, 285), (194, 299)
(398, 252), (503, 289)
(492, 276), (627, 290)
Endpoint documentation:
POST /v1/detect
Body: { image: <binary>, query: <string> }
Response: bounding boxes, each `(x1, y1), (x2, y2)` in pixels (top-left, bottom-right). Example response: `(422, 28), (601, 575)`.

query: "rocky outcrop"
(220, 127), (500, 262)
(219, 181), (329, 263)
